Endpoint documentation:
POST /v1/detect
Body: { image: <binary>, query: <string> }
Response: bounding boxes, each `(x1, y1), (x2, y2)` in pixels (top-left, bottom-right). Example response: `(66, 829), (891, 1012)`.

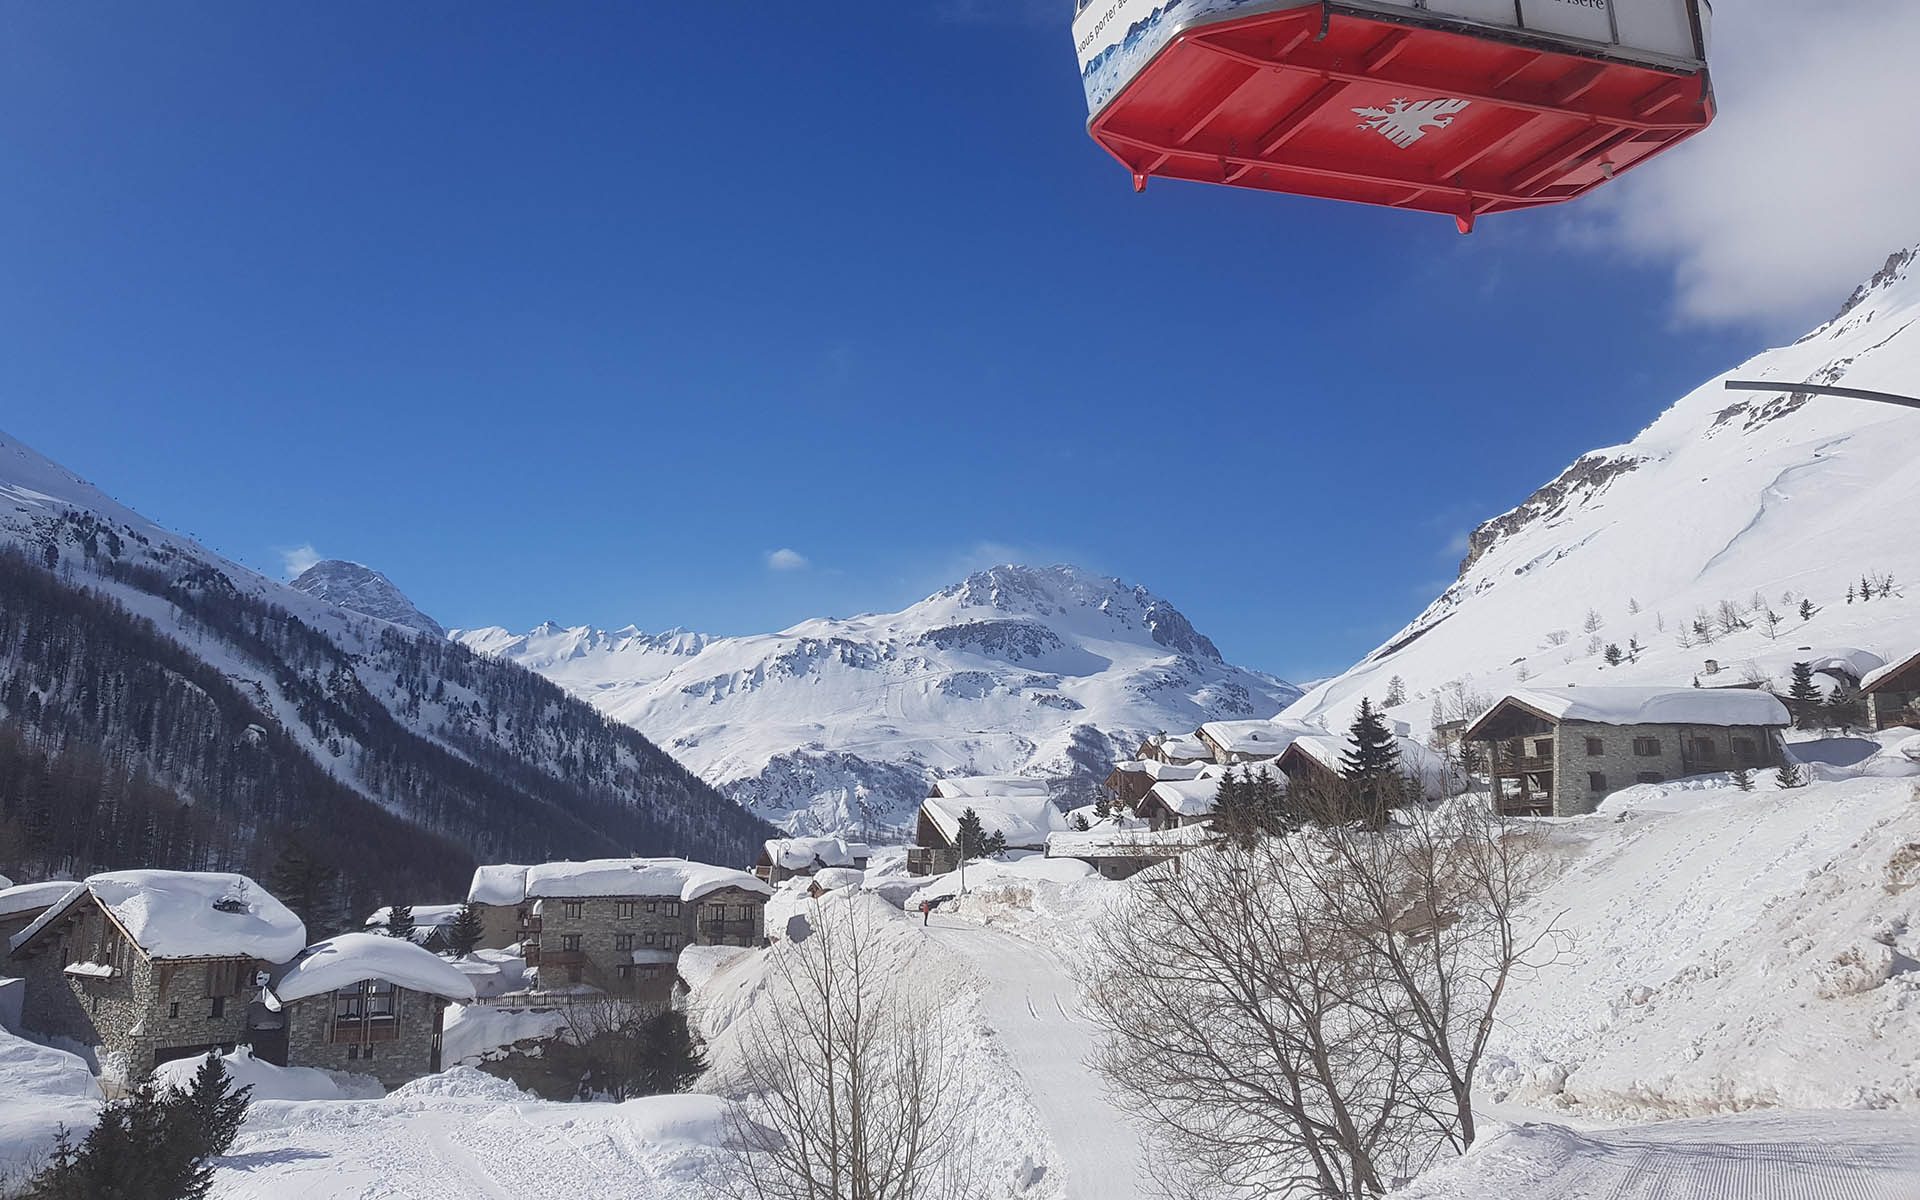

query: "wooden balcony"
(518, 916), (542, 933)
(330, 1017), (399, 1044)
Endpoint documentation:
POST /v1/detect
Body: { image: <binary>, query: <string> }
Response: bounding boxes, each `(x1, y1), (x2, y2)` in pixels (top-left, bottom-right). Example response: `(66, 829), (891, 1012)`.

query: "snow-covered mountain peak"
(457, 562), (1293, 835)
(290, 559), (445, 639)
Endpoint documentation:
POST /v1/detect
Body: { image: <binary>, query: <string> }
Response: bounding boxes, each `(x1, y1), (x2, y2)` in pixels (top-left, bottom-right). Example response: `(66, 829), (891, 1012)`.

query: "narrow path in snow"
(922, 917), (1150, 1200)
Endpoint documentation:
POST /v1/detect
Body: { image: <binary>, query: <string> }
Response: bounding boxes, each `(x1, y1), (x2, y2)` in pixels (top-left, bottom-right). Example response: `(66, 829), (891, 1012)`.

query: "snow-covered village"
(4, 3), (1920, 1199)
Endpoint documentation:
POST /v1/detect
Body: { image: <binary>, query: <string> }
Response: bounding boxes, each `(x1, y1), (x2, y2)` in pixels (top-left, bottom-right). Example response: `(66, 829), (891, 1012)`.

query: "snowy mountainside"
(289, 558), (446, 638)
(1292, 247), (1920, 733)
(454, 565), (1300, 837)
(0, 429), (771, 905)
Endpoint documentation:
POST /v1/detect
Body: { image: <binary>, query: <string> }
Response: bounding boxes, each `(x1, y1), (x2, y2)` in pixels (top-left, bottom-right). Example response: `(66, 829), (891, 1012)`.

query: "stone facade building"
(265, 932), (474, 1089)
(0, 881), (75, 976)
(6, 872), (306, 1080)
(1465, 687), (1790, 817)
(908, 791), (1070, 875)
(466, 859), (771, 1005)
(1864, 651), (1920, 732)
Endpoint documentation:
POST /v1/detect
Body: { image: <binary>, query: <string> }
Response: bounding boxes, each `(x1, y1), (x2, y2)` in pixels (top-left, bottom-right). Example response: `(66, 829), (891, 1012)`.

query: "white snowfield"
(0, 1022), (99, 1182)
(454, 564), (1301, 836)
(11, 871), (305, 962)
(1292, 247), (1920, 742)
(268, 933), (476, 1006)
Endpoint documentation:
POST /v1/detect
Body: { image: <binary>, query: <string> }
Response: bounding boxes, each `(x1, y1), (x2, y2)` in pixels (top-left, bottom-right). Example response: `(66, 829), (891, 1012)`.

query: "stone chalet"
(909, 790), (1070, 876)
(0, 880), (75, 968)
(5, 871), (471, 1089)
(1101, 759), (1204, 811)
(753, 837), (871, 885)
(1274, 733), (1448, 818)
(1137, 733), (1213, 766)
(1464, 687), (1790, 817)
(1133, 778), (1220, 832)
(1196, 720), (1318, 765)
(1863, 651), (1920, 732)
(466, 859), (771, 1005)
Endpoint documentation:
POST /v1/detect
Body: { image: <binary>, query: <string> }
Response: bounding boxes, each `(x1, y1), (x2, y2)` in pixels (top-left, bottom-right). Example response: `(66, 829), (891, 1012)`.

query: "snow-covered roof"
(1284, 734), (1448, 793)
(1145, 733), (1213, 762)
(811, 867), (865, 891)
(11, 871), (305, 962)
(0, 881), (78, 921)
(1199, 718), (1324, 757)
(523, 859), (771, 902)
(365, 904), (465, 930)
(269, 933), (476, 1006)
(760, 837), (868, 871)
(1109, 760), (1205, 782)
(1045, 824), (1213, 858)
(929, 775), (1052, 800)
(1144, 778), (1220, 817)
(920, 793), (1070, 849)
(467, 864), (532, 907)
(1862, 650), (1920, 693)
(1472, 687), (1790, 734)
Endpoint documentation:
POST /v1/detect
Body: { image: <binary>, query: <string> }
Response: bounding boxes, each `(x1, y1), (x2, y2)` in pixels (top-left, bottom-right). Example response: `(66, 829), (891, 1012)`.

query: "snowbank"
(270, 933), (476, 1005)
(440, 1004), (569, 1066)
(152, 1046), (381, 1102)
(1487, 775), (1920, 1118)
(12, 871), (305, 962)
(0, 1024), (98, 1181)
(450, 947), (529, 999)
(676, 944), (755, 992)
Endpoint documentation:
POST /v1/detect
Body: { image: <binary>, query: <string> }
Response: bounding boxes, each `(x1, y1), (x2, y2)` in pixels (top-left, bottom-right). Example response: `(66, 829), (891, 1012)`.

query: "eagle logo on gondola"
(1352, 98), (1472, 149)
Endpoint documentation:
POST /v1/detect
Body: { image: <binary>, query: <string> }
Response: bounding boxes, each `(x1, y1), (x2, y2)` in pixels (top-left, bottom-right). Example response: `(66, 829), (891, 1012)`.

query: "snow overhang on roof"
(1467, 686), (1791, 741)
(1862, 650), (1920, 694)
(1145, 778), (1220, 817)
(13, 871), (305, 964)
(467, 864), (532, 907)
(0, 880), (82, 922)
(523, 859), (772, 903)
(268, 932), (477, 1007)
(761, 837), (861, 871)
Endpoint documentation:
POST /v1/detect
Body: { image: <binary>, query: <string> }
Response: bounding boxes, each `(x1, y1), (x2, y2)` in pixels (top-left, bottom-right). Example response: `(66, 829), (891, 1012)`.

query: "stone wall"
(283, 989), (444, 1089)
(529, 889), (767, 996)
(12, 897), (263, 1080)
(1551, 721), (1780, 816)
(472, 901), (522, 952)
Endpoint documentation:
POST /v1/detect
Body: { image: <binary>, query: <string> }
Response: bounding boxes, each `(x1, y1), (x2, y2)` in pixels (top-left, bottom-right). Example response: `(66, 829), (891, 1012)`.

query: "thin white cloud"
(1569, 2), (1920, 328)
(280, 543), (321, 578)
(766, 548), (811, 572)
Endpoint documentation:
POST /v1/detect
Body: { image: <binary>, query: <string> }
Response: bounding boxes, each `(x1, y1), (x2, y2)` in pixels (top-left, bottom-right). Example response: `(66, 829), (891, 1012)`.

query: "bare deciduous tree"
(719, 895), (984, 1200)
(1084, 796), (1551, 1199)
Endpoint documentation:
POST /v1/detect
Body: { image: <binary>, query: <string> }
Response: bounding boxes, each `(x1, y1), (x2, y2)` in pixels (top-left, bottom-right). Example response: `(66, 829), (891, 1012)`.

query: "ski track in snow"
(923, 919), (1150, 1200)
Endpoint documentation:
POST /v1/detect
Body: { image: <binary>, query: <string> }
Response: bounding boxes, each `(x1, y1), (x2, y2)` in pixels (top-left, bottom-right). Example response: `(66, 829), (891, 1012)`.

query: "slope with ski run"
(1290, 246), (1920, 739)
(455, 565), (1301, 835)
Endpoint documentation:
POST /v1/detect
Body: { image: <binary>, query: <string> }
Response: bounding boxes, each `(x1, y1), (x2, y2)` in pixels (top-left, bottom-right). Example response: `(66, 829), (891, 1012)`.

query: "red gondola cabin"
(1073, 0), (1715, 230)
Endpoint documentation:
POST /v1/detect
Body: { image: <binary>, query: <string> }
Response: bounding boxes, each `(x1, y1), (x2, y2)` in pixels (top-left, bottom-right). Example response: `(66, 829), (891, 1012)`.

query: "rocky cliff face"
(290, 559), (446, 638)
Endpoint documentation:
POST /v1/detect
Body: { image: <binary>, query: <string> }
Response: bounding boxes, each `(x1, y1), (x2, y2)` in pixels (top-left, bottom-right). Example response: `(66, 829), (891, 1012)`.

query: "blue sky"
(0, 2), (1892, 681)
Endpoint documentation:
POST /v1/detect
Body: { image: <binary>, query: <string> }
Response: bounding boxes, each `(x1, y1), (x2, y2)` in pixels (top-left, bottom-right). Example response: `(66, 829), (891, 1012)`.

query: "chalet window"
(1693, 740), (1717, 762)
(562, 901), (583, 920)
(616, 964), (634, 981)
(334, 980), (396, 1024)
(169, 1002), (180, 1019)
(1633, 737), (1662, 757)
(1588, 773), (1608, 792)
(643, 930), (656, 946)
(209, 996), (226, 1019)
(336, 987), (365, 1022)
(1532, 738), (1553, 758)
(617, 901), (637, 919)
(734, 905), (754, 922)
(1636, 771), (1664, 784)
(561, 934), (581, 952)
(663, 901), (681, 918)
(614, 934), (635, 951)
(644, 900), (657, 914)
(1733, 737), (1757, 763)
(663, 933), (682, 951)
(365, 981), (395, 1020)
(347, 1046), (359, 1061)
(1585, 737), (1604, 756)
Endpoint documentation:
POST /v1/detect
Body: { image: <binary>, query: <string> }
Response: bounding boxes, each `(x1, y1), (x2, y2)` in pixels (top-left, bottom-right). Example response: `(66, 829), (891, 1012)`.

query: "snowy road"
(923, 917), (1150, 1200)
(1401, 1111), (1920, 1199)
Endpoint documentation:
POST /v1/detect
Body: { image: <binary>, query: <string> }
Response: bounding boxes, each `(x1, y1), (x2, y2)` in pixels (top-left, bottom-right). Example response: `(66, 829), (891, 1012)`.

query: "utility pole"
(1725, 380), (1920, 411)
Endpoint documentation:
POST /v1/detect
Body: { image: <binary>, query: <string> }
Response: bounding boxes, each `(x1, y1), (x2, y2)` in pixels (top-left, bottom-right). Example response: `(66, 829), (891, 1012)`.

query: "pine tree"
(1627, 637), (1643, 662)
(1774, 761), (1805, 790)
(1249, 767), (1286, 833)
(1341, 699), (1401, 828)
(446, 902), (485, 958)
(1070, 812), (1091, 832)
(1383, 676), (1408, 707)
(167, 1052), (251, 1162)
(1798, 598), (1816, 622)
(384, 904), (416, 943)
(265, 836), (344, 938)
(1787, 662), (1824, 729)
(955, 808), (1006, 860)
(635, 1010), (707, 1095)
(1826, 684), (1866, 729)
(1604, 644), (1623, 666)
(1730, 766), (1754, 792)
(1210, 767), (1262, 848)
(30, 1076), (217, 1200)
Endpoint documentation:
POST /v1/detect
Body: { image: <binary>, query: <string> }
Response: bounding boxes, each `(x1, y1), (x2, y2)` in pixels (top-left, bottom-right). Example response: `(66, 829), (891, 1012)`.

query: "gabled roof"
(1862, 649), (1920, 694)
(1142, 778), (1220, 818)
(0, 880), (78, 922)
(1146, 733), (1212, 762)
(919, 793), (1070, 849)
(759, 837), (869, 871)
(525, 859), (771, 903)
(1465, 686), (1791, 742)
(1280, 733), (1450, 795)
(1107, 760), (1205, 782)
(1198, 719), (1324, 758)
(268, 932), (476, 1007)
(10, 871), (305, 963)
(928, 776), (1052, 800)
